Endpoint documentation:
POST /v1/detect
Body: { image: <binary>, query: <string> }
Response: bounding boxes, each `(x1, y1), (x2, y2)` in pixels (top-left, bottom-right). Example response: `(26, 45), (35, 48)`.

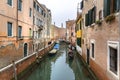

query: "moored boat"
(48, 49), (57, 56)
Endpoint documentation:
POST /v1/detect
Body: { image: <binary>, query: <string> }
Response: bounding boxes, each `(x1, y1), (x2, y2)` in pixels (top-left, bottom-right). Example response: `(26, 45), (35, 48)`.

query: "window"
(109, 47), (117, 74)
(108, 41), (119, 76)
(33, 16), (35, 24)
(18, 0), (22, 11)
(39, 7), (42, 13)
(24, 43), (28, 57)
(29, 8), (32, 17)
(7, 0), (12, 6)
(85, 6), (96, 27)
(29, 28), (32, 38)
(80, 0), (83, 9)
(91, 40), (95, 59)
(99, 10), (102, 20)
(77, 38), (81, 47)
(37, 5), (39, 11)
(104, 0), (119, 17)
(18, 26), (22, 38)
(41, 10), (44, 15)
(91, 43), (94, 58)
(91, 6), (96, 23)
(34, 1), (36, 9)
(7, 22), (12, 37)
(44, 13), (46, 17)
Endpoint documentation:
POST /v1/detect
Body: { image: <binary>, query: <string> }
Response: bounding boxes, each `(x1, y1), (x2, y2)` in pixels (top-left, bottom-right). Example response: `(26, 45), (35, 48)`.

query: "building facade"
(0, 0), (51, 69)
(33, 0), (51, 53)
(80, 0), (120, 80)
(66, 20), (76, 45)
(76, 14), (82, 55)
(50, 24), (66, 41)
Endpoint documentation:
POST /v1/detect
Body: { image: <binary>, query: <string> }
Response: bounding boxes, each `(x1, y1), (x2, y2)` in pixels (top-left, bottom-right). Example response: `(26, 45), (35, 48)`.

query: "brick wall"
(0, 43), (54, 80)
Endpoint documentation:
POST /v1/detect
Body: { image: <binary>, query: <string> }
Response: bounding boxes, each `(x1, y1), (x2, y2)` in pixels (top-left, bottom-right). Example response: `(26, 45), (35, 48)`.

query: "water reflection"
(26, 42), (94, 80)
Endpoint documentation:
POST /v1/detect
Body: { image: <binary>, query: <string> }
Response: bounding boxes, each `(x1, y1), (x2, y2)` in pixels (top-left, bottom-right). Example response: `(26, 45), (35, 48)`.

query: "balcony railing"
(38, 24), (43, 30)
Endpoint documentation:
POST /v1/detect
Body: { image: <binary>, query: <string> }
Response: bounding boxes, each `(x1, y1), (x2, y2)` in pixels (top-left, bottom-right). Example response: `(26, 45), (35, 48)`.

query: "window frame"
(7, 22), (13, 37)
(90, 39), (95, 60)
(107, 41), (119, 79)
(18, 26), (22, 39)
(23, 43), (28, 57)
(29, 8), (32, 17)
(18, 0), (22, 11)
(7, 0), (13, 7)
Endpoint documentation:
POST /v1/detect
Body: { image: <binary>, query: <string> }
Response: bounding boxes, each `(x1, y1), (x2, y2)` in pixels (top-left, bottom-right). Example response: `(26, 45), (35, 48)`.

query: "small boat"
(48, 49), (57, 56)
(53, 43), (59, 50)
(68, 50), (74, 60)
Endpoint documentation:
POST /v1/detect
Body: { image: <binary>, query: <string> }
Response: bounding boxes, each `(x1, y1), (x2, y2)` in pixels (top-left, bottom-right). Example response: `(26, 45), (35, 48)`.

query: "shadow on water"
(26, 42), (96, 80)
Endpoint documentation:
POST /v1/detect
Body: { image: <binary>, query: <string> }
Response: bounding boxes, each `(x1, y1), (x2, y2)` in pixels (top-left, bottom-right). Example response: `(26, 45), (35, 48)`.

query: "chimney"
(61, 23), (63, 28)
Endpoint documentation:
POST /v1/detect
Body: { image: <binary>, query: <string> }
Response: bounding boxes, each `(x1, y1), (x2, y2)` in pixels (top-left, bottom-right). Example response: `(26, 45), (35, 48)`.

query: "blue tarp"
(53, 43), (59, 49)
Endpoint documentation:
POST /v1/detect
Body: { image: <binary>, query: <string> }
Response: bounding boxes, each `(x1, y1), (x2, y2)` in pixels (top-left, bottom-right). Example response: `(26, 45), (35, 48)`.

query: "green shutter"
(85, 14), (88, 26)
(107, 0), (110, 16)
(88, 10), (92, 25)
(104, 0), (109, 17)
(93, 6), (96, 23)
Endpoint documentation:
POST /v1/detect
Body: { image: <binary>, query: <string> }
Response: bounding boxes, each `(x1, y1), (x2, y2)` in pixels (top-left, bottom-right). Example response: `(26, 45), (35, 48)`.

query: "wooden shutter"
(88, 10), (92, 25)
(85, 13), (89, 26)
(93, 6), (96, 23)
(104, 0), (110, 17)
(107, 0), (111, 16)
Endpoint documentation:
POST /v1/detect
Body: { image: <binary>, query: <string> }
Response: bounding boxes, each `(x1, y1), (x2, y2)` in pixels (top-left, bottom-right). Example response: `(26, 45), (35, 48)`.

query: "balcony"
(38, 24), (43, 30)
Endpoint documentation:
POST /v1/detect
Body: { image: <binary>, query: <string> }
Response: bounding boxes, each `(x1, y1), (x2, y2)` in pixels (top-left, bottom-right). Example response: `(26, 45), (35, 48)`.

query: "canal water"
(26, 42), (95, 80)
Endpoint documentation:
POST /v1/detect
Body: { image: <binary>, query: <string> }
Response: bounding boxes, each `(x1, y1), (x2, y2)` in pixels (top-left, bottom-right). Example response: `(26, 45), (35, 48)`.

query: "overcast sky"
(38, 0), (81, 27)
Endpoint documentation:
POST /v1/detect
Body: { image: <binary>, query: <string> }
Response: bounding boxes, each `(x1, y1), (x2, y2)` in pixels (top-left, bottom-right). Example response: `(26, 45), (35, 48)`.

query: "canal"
(26, 42), (96, 80)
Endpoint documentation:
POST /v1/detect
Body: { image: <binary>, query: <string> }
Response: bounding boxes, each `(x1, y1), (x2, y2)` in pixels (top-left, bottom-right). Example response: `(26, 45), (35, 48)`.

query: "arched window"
(24, 43), (28, 57)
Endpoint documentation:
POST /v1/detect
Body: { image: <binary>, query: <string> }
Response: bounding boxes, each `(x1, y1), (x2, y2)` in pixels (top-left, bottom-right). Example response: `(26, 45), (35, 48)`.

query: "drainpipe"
(16, 0), (18, 42)
(12, 61), (17, 80)
(118, 5), (120, 79)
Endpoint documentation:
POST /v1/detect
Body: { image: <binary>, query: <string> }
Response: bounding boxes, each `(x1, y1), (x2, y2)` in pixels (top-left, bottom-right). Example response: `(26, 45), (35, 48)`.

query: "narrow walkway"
(26, 42), (96, 80)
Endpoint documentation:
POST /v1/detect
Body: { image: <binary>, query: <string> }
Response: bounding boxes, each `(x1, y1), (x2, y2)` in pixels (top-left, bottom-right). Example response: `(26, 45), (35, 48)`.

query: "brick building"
(50, 24), (66, 41)
(79, 0), (120, 80)
(0, 0), (51, 69)
(33, 0), (51, 53)
(66, 20), (76, 45)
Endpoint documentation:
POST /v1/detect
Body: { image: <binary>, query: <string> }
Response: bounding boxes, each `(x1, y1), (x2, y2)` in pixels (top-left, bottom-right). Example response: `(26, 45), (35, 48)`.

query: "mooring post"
(12, 61), (17, 80)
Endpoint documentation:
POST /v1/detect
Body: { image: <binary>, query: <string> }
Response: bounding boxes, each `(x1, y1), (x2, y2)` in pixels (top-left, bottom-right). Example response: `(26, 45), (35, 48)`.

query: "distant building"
(79, 0), (120, 80)
(66, 20), (76, 46)
(75, 13), (82, 54)
(33, 0), (51, 52)
(50, 24), (66, 41)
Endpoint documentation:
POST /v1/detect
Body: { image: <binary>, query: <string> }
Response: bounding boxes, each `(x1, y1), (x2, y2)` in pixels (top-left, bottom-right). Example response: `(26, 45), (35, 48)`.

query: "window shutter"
(107, 0), (110, 16)
(85, 14), (88, 26)
(104, 0), (110, 17)
(80, 1), (83, 9)
(88, 10), (92, 25)
(93, 6), (96, 23)
(116, 0), (120, 12)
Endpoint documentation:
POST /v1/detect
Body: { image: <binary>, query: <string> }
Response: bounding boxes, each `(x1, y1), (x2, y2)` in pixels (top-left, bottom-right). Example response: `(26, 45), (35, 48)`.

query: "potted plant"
(96, 20), (102, 26)
(105, 14), (115, 23)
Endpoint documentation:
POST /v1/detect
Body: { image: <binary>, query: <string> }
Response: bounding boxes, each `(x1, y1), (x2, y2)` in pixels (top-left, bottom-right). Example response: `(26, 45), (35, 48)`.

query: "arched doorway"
(24, 43), (28, 57)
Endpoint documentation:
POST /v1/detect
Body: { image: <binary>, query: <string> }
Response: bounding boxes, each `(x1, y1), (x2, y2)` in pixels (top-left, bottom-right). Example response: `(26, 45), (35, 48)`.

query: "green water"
(26, 42), (94, 80)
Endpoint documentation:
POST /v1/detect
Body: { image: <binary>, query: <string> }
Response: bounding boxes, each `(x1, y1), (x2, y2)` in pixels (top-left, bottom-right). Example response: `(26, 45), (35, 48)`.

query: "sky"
(38, 0), (81, 27)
